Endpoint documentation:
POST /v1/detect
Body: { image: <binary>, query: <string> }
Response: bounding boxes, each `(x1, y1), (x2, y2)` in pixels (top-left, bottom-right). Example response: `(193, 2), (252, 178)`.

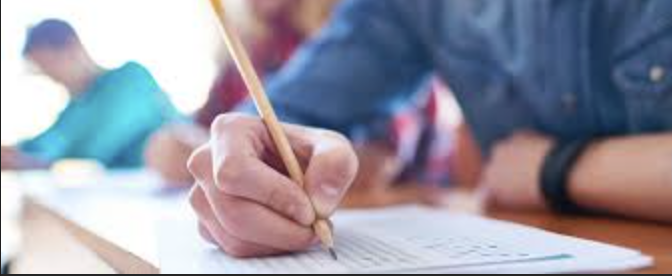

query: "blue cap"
(23, 19), (79, 56)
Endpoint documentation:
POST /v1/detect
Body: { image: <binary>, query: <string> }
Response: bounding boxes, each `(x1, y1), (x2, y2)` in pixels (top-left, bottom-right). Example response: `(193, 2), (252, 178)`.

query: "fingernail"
(323, 182), (341, 198)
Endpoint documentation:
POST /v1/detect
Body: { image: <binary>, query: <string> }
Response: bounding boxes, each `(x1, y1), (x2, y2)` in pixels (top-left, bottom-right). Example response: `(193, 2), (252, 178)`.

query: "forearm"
(1, 147), (50, 171)
(256, 0), (430, 136)
(1, 147), (10, 170)
(569, 134), (672, 223)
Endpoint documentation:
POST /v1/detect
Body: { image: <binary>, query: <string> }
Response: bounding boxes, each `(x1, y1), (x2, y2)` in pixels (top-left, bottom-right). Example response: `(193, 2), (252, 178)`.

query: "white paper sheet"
(158, 206), (653, 274)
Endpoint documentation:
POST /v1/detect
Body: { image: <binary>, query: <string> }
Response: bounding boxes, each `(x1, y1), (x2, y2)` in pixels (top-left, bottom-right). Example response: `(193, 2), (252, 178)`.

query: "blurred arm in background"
(1, 146), (48, 171)
(482, 133), (672, 224)
(144, 124), (209, 188)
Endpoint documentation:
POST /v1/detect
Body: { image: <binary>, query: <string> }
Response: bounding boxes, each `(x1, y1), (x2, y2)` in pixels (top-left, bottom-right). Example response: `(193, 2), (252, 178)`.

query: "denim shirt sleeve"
(239, 0), (432, 141)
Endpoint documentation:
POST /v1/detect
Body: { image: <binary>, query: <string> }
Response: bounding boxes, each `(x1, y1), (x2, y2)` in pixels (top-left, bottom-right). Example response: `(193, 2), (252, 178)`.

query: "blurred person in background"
(0, 19), (181, 171)
(145, 0), (341, 187)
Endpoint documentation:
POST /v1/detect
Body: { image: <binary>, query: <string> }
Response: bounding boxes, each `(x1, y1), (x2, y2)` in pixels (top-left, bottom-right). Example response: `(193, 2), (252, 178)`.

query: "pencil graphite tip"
(329, 248), (339, 261)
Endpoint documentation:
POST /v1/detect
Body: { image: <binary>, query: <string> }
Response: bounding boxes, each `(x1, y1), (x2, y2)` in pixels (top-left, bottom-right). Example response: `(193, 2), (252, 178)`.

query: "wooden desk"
(12, 202), (117, 274)
(13, 202), (157, 274)
(13, 189), (672, 274)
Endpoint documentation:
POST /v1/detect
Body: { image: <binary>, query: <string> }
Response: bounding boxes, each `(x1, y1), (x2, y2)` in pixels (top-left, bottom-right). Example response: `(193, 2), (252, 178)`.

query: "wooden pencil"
(208, 0), (338, 260)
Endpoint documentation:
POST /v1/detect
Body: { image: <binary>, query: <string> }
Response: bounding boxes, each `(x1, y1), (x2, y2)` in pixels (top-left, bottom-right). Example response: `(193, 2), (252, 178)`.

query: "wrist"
(541, 138), (598, 214)
(566, 139), (607, 209)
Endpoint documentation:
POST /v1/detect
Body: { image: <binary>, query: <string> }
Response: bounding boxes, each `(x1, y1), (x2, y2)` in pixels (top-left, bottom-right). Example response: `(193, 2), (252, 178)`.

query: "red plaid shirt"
(197, 17), (305, 127)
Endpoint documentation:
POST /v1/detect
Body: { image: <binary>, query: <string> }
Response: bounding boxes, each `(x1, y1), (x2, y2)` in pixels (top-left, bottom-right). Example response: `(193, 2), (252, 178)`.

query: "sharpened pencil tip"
(329, 248), (339, 261)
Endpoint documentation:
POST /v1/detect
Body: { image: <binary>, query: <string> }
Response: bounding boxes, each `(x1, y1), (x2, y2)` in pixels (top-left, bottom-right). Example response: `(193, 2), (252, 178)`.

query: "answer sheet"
(158, 206), (652, 274)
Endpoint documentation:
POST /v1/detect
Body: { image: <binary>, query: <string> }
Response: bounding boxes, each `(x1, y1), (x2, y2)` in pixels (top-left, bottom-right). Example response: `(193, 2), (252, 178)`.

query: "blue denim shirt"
(245, 0), (671, 154)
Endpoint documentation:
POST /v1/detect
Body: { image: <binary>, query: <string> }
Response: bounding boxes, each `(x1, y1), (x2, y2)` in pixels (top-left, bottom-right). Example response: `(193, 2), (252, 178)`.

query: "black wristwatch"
(541, 139), (596, 214)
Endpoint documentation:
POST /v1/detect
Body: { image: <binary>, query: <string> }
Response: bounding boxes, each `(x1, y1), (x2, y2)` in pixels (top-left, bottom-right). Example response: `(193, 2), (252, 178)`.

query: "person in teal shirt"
(1, 19), (181, 170)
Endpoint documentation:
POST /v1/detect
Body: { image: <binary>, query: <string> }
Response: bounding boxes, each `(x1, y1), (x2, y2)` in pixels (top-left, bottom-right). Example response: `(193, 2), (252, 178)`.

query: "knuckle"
(189, 187), (207, 211)
(215, 157), (248, 193)
(265, 184), (288, 210)
(212, 113), (255, 134)
(187, 146), (210, 177)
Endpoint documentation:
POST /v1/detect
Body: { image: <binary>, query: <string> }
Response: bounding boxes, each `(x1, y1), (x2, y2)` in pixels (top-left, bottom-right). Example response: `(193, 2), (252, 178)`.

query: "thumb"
(476, 184), (498, 211)
(304, 135), (358, 218)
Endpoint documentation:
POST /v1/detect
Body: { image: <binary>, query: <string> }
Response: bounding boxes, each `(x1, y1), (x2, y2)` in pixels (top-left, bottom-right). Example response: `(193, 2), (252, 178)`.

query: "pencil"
(208, 0), (338, 260)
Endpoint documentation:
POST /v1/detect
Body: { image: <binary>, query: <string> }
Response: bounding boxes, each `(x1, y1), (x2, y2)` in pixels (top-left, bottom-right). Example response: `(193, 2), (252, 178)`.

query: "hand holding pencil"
(186, 0), (358, 259)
